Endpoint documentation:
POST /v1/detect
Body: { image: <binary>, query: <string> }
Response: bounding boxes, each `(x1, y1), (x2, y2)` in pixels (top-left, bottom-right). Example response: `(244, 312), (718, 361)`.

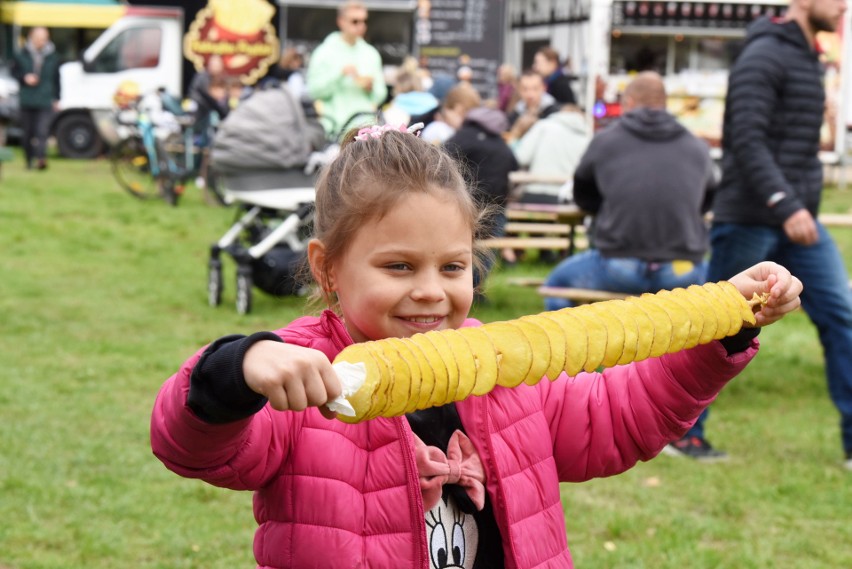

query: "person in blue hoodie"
(676, 0), (852, 468)
(543, 71), (715, 314)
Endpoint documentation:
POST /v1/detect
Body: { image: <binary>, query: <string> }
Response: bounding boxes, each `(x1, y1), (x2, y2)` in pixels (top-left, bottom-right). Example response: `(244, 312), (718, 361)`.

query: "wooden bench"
(504, 277), (626, 305)
(491, 202), (589, 256)
(504, 222), (572, 235)
(818, 212), (852, 227)
(478, 237), (572, 251)
(505, 276), (546, 287)
(506, 209), (560, 222)
(537, 287), (629, 304)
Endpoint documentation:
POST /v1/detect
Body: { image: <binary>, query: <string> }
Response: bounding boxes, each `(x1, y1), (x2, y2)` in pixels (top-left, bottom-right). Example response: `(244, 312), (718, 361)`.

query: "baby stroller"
(207, 85), (329, 314)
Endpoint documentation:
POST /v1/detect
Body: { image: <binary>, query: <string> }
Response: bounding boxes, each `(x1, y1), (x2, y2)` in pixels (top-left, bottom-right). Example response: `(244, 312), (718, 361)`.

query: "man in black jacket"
(668, 0), (852, 468)
(12, 27), (60, 170)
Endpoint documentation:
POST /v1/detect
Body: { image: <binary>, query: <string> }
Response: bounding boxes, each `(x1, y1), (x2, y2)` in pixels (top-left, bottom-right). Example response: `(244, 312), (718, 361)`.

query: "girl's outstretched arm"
(727, 261), (803, 327)
(151, 334), (342, 490)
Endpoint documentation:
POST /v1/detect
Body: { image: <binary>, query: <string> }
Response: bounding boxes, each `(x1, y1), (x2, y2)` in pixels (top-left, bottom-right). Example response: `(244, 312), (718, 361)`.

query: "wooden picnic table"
(503, 201), (588, 256)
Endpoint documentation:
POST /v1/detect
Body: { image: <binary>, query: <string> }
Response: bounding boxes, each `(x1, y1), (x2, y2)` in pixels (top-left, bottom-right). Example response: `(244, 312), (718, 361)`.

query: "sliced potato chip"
(640, 293), (691, 353)
(443, 329), (478, 402)
(619, 298), (655, 362)
(513, 319), (552, 385)
(672, 285), (721, 344)
(520, 314), (566, 380)
(702, 282), (735, 339)
(605, 300), (640, 365)
(386, 338), (423, 415)
(717, 280), (756, 327)
(456, 327), (499, 396)
(404, 335), (436, 412)
(541, 309), (589, 376)
(658, 289), (702, 350)
(409, 333), (449, 409)
(585, 303), (625, 368)
(423, 331), (460, 407)
(480, 321), (531, 388)
(567, 305), (608, 372)
(670, 287), (712, 346)
(379, 339), (412, 417)
(625, 295), (672, 358)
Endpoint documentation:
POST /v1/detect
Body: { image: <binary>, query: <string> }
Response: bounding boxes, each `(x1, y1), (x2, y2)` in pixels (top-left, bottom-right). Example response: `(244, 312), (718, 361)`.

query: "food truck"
(503, 0), (852, 161)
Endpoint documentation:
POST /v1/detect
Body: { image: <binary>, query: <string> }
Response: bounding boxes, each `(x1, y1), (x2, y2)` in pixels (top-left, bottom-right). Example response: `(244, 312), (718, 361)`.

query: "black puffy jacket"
(713, 17), (825, 226)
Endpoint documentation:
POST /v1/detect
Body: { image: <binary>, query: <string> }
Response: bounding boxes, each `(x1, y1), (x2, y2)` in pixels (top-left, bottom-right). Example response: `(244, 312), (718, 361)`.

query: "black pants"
(20, 107), (52, 166)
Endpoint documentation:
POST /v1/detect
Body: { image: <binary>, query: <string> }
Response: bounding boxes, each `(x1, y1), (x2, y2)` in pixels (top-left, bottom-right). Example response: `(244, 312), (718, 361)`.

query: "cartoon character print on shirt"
(425, 493), (478, 568)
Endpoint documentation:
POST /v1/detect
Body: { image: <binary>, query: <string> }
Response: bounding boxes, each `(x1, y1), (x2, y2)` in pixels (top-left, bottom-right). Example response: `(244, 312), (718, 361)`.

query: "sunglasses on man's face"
(349, 18), (368, 25)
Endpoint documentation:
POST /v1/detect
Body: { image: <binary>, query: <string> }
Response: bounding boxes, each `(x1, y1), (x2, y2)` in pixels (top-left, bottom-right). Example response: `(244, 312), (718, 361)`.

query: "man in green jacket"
(12, 27), (61, 170)
(306, 1), (387, 138)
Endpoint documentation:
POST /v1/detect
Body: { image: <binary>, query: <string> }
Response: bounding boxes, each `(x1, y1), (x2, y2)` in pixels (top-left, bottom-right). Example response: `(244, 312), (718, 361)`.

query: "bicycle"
(110, 90), (222, 206)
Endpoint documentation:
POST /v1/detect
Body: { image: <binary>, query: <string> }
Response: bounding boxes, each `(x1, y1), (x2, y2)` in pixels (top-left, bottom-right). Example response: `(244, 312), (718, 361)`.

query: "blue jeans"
(689, 222), (852, 453)
(543, 250), (708, 311)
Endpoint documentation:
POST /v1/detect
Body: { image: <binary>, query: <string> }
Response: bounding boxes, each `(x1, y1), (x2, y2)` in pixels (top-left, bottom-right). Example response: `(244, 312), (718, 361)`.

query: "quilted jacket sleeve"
(539, 339), (758, 482)
(723, 38), (804, 222)
(150, 343), (299, 491)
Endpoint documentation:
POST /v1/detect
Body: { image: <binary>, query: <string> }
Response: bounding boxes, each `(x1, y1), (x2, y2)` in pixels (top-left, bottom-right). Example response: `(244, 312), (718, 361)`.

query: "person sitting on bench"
(543, 71), (717, 310)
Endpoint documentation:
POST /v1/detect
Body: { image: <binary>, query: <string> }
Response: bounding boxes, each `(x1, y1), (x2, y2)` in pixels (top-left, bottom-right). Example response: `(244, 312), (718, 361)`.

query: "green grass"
(1, 150), (851, 568)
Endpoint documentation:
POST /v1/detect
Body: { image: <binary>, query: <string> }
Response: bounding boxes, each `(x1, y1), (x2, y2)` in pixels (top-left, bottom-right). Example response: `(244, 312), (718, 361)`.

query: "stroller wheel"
(207, 258), (223, 307)
(236, 268), (253, 315)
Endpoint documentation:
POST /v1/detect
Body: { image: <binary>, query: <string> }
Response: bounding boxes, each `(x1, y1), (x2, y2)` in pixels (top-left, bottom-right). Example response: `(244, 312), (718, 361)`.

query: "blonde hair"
(307, 128), (491, 311)
(443, 82), (481, 113)
(393, 69), (422, 94)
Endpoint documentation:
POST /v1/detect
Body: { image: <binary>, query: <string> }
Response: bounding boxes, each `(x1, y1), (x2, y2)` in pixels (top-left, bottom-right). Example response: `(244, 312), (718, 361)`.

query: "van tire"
(55, 113), (105, 159)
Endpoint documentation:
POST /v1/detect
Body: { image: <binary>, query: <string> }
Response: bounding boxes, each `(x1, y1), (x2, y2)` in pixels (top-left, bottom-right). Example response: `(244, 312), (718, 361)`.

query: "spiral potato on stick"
(334, 281), (766, 423)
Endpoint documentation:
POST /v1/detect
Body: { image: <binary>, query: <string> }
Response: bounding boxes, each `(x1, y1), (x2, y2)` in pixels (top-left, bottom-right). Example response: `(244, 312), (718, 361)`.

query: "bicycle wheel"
(111, 137), (159, 199)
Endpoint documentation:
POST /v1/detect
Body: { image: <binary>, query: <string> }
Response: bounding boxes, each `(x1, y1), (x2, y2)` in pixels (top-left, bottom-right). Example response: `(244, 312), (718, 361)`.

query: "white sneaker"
(844, 454), (852, 472)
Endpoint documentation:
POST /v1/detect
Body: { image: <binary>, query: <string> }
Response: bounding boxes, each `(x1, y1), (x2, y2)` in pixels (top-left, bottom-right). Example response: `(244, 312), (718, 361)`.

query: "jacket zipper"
(395, 417), (428, 568)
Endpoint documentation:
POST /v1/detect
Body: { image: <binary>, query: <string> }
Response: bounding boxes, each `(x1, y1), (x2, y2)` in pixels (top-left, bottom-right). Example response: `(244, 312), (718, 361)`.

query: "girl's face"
(329, 191), (474, 343)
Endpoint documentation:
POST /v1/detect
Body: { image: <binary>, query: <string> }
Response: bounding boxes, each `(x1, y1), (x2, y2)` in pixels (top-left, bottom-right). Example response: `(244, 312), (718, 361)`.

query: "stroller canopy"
(211, 86), (324, 174)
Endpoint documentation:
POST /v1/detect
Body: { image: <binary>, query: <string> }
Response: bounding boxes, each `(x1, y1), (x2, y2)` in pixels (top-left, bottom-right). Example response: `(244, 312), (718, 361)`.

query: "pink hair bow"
(413, 430), (486, 511)
(353, 122), (424, 141)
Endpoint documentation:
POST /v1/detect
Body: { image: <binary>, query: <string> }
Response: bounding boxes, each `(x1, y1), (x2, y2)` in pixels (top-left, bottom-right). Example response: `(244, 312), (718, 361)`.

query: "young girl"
(151, 125), (802, 569)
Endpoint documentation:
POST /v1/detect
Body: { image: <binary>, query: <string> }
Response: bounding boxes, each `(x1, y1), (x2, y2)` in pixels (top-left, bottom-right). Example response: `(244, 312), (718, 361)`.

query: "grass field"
(1, 150), (851, 568)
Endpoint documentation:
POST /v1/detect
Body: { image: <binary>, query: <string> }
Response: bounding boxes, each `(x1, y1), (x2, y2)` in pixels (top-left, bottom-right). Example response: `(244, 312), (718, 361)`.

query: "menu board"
(416, 0), (505, 99)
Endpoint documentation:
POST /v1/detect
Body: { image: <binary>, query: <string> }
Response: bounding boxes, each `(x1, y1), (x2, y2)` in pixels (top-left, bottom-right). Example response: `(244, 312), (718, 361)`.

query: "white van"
(55, 5), (184, 158)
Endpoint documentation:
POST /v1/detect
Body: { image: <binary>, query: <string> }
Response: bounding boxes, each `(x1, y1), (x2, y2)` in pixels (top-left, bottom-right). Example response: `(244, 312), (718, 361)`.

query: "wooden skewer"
(747, 292), (770, 308)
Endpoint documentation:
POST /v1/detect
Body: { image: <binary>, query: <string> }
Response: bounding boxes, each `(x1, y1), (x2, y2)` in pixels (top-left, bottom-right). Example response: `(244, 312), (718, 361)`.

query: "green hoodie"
(306, 31), (387, 136)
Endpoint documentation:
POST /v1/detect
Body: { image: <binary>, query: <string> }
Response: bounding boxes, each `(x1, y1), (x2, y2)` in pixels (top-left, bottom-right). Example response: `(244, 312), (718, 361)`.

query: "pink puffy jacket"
(151, 310), (757, 569)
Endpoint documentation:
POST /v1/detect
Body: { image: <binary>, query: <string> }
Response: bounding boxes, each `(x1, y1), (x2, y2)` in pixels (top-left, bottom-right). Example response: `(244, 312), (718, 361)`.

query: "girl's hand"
(242, 341), (343, 419)
(727, 261), (803, 327)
